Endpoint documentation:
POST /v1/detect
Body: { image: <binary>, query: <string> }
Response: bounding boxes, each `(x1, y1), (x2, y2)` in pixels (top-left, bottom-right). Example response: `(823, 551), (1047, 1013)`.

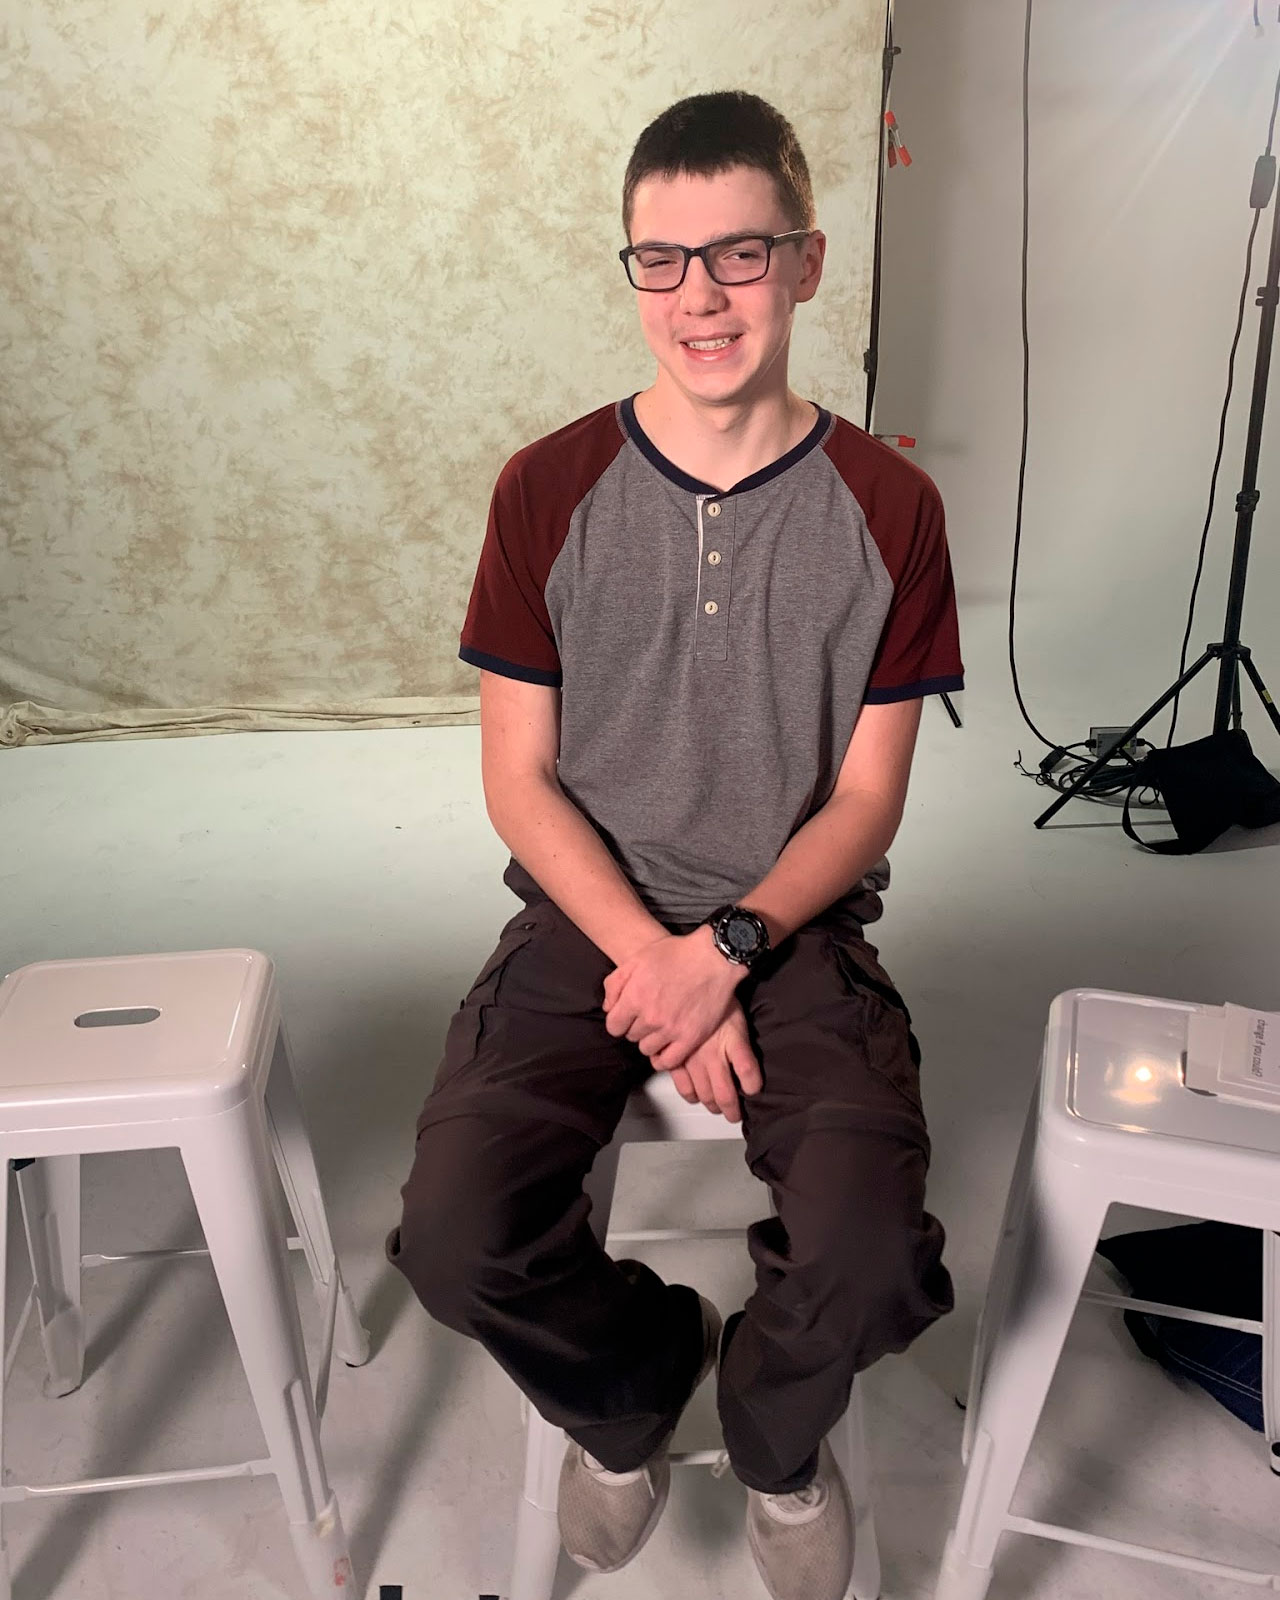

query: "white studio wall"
(876, 0), (1280, 742)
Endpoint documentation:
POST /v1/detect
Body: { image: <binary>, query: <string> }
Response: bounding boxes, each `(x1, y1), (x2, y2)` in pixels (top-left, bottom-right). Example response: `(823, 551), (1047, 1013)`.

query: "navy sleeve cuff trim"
(863, 674), (965, 704)
(459, 646), (563, 688)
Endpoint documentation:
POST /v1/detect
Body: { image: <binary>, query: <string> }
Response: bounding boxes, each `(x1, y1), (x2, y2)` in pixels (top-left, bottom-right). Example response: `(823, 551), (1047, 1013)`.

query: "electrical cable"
(1007, 0), (1056, 756)
(1005, 1), (1153, 802)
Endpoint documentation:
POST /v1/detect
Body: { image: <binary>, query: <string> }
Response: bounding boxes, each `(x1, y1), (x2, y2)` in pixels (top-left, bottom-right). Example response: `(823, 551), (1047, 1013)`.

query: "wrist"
(610, 920), (672, 966)
(690, 922), (749, 984)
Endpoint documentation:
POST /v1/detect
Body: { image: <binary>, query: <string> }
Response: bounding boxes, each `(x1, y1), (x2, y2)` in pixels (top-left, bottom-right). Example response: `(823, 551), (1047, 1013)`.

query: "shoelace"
(582, 1450), (652, 1492)
(710, 1451), (826, 1512)
(764, 1481), (825, 1512)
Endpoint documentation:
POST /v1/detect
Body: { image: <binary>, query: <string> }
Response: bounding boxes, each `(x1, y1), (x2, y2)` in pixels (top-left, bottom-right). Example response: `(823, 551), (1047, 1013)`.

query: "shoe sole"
(564, 1293), (723, 1574)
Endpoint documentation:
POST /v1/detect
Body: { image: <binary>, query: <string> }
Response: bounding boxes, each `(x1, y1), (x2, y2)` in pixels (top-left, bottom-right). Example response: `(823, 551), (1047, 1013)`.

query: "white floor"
(2, 600), (1279, 1600)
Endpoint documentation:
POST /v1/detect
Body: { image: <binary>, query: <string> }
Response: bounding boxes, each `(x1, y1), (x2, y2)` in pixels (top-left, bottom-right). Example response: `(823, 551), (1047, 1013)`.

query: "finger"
(706, 1050), (743, 1123)
(684, 1057), (722, 1116)
(604, 998), (638, 1039)
(651, 1040), (691, 1073)
(636, 1030), (670, 1059)
(725, 1026), (764, 1097)
(669, 1066), (698, 1104)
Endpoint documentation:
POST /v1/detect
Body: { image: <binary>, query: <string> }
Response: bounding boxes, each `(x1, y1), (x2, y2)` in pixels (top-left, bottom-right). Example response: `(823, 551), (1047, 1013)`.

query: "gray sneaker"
(746, 1438), (855, 1600)
(557, 1291), (722, 1573)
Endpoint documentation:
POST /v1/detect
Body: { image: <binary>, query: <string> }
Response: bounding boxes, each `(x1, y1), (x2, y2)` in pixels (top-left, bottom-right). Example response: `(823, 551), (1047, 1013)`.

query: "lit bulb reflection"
(1108, 1054), (1165, 1105)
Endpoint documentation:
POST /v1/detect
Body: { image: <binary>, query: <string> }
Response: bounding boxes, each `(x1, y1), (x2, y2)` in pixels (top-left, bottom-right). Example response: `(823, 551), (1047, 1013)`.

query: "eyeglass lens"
(629, 237), (771, 290)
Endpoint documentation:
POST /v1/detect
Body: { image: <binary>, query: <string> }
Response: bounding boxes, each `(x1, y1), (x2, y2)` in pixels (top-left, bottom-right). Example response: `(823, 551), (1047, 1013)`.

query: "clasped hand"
(602, 930), (763, 1121)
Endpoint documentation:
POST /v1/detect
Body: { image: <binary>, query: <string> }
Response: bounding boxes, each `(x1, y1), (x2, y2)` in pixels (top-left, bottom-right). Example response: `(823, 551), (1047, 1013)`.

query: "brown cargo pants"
(386, 863), (953, 1494)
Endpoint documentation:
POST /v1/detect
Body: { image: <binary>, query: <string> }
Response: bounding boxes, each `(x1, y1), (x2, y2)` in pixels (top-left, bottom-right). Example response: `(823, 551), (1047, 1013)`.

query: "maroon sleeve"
(460, 459), (562, 687)
(459, 404), (626, 687)
(824, 420), (964, 704)
(864, 476), (964, 703)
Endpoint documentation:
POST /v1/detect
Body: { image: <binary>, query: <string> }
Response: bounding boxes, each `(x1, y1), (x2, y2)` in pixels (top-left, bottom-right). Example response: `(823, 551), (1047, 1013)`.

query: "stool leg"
(508, 1406), (565, 1600)
(264, 1025), (370, 1368)
(1264, 1231), (1280, 1473)
(961, 1092), (1038, 1464)
(181, 1101), (356, 1599)
(0, 1162), (13, 1599)
(935, 1158), (1106, 1600)
(830, 1380), (880, 1600)
(15, 1156), (84, 1398)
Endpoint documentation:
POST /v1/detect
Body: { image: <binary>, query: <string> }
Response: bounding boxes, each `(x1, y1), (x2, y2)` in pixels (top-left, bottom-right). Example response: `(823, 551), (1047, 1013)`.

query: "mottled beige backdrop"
(1, 0), (883, 745)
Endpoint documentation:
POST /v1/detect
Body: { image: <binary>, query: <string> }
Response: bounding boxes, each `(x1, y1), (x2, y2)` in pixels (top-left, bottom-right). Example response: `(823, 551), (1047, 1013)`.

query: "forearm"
(740, 789), (902, 946)
(485, 773), (667, 965)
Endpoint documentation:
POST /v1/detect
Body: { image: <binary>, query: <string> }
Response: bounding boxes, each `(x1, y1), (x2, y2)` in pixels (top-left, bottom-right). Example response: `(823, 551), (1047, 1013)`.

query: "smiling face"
(626, 165), (825, 417)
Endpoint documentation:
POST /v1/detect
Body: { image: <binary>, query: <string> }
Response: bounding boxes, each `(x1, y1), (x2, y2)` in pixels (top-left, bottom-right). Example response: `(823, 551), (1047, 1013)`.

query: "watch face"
(724, 915), (760, 955)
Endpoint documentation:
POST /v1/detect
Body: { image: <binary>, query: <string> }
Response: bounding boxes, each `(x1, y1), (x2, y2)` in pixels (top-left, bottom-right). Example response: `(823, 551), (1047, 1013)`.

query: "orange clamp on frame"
(884, 109), (912, 168)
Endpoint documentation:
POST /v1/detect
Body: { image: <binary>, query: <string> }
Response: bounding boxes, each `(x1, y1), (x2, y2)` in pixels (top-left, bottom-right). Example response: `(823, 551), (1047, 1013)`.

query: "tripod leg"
(1239, 651), (1280, 741)
(1033, 648), (1217, 829)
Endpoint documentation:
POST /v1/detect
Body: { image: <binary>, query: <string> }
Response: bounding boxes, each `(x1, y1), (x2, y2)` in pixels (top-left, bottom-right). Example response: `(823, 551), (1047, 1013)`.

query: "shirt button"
(706, 502), (722, 518)
(704, 600), (719, 615)
(707, 551), (722, 566)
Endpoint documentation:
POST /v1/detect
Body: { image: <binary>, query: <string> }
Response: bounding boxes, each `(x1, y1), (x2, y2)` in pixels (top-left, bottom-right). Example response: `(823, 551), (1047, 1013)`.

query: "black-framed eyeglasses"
(618, 230), (813, 292)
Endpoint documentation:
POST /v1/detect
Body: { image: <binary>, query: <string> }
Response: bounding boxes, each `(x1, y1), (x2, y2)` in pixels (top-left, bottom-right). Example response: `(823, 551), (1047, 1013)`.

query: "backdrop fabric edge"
(0, 697), (480, 748)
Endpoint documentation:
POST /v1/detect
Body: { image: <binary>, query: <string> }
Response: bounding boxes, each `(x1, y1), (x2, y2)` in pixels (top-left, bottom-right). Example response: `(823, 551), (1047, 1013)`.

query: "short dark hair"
(622, 91), (815, 238)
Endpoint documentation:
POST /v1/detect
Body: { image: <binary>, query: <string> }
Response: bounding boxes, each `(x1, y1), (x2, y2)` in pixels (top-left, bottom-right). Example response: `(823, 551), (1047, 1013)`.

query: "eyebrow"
(629, 230), (770, 250)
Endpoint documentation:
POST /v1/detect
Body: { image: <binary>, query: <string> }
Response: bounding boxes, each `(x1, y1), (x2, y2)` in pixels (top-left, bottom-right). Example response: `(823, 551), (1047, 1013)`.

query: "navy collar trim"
(619, 395), (833, 497)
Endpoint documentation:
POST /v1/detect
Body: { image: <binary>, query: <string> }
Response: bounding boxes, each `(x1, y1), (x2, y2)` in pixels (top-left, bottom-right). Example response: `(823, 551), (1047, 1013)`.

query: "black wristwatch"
(704, 904), (771, 968)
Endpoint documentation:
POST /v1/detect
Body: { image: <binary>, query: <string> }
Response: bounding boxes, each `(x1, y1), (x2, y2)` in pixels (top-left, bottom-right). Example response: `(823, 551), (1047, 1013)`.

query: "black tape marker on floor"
(378, 1588), (403, 1599)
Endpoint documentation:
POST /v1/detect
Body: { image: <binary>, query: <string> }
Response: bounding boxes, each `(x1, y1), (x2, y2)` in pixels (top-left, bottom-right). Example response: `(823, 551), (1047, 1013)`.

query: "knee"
(388, 1114), (591, 1331)
(388, 1125), (515, 1327)
(389, 1187), (484, 1326)
(819, 1217), (954, 1354)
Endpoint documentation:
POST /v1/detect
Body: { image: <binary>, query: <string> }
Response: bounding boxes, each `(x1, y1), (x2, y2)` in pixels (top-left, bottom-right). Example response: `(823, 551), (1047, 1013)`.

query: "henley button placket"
(694, 496), (732, 661)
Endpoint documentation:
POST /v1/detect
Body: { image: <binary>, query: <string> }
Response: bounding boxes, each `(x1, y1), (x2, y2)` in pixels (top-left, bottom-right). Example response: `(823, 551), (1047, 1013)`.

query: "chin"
(684, 374), (763, 410)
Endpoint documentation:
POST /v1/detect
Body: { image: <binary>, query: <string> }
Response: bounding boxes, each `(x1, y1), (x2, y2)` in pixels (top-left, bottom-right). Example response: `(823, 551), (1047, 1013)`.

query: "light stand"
(1035, 145), (1280, 831)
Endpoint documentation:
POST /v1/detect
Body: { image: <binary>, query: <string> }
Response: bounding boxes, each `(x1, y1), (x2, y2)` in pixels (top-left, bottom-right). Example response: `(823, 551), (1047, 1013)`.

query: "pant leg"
(386, 891), (706, 1472)
(718, 921), (954, 1495)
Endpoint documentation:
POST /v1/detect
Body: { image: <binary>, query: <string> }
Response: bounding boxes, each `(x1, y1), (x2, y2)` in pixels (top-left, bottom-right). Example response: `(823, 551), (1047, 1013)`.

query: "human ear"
(794, 229), (827, 304)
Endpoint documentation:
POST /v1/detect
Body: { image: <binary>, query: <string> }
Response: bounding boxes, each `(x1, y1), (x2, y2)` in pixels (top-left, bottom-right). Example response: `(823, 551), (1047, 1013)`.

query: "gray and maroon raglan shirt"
(460, 397), (964, 928)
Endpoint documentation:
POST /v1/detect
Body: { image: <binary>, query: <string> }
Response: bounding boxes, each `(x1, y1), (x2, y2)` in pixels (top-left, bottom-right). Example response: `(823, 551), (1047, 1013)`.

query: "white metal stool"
(508, 1068), (882, 1600)
(937, 985), (1280, 1600)
(0, 949), (370, 1600)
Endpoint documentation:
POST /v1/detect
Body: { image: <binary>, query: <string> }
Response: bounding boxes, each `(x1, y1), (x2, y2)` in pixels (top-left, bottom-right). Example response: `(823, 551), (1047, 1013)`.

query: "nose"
(679, 254), (728, 314)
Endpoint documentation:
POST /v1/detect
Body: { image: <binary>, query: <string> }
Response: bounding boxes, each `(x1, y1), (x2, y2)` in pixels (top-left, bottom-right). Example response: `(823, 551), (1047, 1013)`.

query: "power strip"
(1088, 725), (1144, 761)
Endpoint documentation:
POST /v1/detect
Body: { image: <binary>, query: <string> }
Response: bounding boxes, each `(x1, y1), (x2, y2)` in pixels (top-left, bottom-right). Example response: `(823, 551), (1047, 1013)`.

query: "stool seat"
(0, 950), (274, 1128)
(1059, 988), (1280, 1158)
(0, 949), (369, 1600)
(936, 986), (1280, 1600)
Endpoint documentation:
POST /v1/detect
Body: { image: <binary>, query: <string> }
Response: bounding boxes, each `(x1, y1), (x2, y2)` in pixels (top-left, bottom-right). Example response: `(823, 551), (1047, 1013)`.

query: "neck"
(633, 379), (816, 492)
